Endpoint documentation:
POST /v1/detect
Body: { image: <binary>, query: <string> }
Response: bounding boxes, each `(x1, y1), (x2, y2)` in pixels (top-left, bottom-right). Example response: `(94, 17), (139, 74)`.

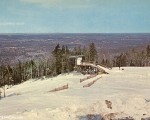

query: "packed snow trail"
(0, 67), (150, 120)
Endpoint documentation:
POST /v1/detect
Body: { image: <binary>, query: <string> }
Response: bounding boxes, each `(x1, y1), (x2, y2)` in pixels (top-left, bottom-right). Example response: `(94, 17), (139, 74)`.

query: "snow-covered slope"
(0, 67), (150, 120)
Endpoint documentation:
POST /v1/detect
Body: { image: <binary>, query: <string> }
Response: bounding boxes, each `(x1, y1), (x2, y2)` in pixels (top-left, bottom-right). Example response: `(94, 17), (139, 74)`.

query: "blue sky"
(0, 0), (150, 33)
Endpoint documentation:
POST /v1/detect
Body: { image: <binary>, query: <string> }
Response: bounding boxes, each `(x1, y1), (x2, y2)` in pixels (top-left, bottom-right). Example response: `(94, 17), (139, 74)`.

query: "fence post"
(3, 85), (5, 98)
(0, 89), (1, 99)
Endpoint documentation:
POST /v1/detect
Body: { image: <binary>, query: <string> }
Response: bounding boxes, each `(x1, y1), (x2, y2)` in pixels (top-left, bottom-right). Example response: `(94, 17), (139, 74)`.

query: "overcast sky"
(0, 0), (150, 33)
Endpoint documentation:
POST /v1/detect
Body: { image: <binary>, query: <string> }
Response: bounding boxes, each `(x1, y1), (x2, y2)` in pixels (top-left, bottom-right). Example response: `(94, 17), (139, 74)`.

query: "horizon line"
(0, 32), (150, 35)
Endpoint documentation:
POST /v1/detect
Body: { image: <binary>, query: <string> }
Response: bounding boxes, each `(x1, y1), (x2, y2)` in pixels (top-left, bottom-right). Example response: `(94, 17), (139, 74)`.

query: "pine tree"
(1, 65), (9, 97)
(88, 42), (97, 63)
(130, 60), (135, 66)
(18, 60), (22, 82)
(122, 54), (127, 66)
(30, 60), (34, 79)
(61, 45), (70, 73)
(61, 45), (66, 54)
(52, 44), (62, 74)
(82, 46), (88, 62)
(65, 46), (70, 54)
(61, 45), (66, 73)
(146, 45), (150, 57)
(6, 64), (13, 85)
(77, 46), (82, 55)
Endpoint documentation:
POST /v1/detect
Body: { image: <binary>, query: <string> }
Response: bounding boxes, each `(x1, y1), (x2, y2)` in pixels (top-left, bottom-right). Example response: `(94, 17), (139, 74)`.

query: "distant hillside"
(0, 33), (150, 64)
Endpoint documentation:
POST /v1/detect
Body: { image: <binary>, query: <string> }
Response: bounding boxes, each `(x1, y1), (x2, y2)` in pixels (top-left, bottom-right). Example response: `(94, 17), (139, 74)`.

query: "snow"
(0, 67), (150, 120)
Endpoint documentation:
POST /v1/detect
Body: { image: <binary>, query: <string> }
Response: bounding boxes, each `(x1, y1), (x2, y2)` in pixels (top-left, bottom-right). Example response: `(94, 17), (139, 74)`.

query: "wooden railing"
(49, 84), (68, 92)
(80, 74), (97, 83)
(83, 77), (102, 88)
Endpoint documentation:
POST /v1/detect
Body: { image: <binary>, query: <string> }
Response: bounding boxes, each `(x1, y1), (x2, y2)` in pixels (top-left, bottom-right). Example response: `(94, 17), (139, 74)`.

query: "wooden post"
(0, 89), (2, 99)
(31, 63), (32, 79)
(3, 85), (5, 98)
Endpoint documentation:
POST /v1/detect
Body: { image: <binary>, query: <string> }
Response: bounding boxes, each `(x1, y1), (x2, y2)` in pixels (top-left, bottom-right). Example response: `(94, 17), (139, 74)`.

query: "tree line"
(0, 43), (150, 97)
(112, 45), (150, 67)
(0, 42), (97, 90)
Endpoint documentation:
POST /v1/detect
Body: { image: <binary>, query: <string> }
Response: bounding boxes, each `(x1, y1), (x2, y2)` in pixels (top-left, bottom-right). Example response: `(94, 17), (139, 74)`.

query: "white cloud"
(0, 22), (25, 26)
(20, 0), (95, 8)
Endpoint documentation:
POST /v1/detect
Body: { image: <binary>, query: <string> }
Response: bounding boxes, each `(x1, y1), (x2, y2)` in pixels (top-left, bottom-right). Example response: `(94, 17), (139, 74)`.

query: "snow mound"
(17, 96), (150, 120)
